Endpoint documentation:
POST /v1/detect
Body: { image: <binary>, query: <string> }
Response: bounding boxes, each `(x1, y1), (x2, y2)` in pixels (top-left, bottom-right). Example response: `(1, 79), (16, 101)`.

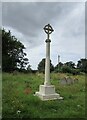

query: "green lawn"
(2, 72), (85, 118)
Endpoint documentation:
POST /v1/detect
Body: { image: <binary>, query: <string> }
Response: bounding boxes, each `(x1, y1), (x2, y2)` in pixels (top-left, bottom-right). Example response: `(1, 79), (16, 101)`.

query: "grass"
(2, 72), (86, 118)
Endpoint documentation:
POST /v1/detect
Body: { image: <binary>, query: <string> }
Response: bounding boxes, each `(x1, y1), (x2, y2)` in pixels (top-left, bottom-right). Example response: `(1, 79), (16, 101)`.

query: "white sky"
(2, 2), (85, 70)
(1, 0), (86, 2)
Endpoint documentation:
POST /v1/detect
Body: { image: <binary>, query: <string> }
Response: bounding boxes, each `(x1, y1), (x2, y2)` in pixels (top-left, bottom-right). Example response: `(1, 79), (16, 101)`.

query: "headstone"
(67, 77), (74, 85)
(74, 78), (78, 83)
(60, 77), (78, 85)
(59, 77), (67, 85)
(35, 24), (63, 100)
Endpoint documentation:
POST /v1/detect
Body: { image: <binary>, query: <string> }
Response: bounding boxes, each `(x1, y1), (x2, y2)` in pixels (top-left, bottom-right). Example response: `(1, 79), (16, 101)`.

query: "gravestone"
(74, 78), (78, 83)
(60, 77), (67, 85)
(35, 24), (63, 100)
(67, 77), (74, 85)
(60, 77), (78, 85)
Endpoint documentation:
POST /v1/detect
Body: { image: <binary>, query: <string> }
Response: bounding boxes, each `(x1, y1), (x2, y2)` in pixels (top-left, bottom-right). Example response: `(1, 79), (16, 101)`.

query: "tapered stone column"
(35, 24), (63, 100)
(44, 24), (53, 86)
(44, 39), (51, 86)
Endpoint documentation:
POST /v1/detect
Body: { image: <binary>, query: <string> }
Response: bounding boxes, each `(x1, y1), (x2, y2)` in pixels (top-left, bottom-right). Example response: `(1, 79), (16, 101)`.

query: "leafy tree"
(61, 65), (80, 75)
(54, 61), (80, 75)
(37, 58), (54, 73)
(71, 68), (80, 75)
(27, 64), (32, 72)
(54, 62), (63, 72)
(77, 58), (87, 73)
(2, 29), (29, 72)
(61, 65), (71, 73)
(61, 61), (80, 74)
(38, 58), (45, 73)
(64, 61), (75, 68)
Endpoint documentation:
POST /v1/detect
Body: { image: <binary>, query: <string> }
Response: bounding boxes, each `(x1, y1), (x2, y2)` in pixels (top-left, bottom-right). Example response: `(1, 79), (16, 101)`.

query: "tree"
(27, 64), (32, 72)
(37, 58), (54, 73)
(61, 61), (79, 74)
(77, 58), (87, 73)
(54, 62), (63, 72)
(2, 29), (29, 72)
(64, 61), (75, 69)
(61, 65), (71, 73)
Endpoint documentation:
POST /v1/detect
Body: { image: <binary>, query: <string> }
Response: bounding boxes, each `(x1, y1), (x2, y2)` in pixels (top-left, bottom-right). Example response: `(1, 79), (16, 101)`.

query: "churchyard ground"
(2, 72), (85, 118)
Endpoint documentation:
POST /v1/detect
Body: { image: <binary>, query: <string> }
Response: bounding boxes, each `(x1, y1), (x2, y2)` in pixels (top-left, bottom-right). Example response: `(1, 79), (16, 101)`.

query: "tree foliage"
(54, 61), (80, 75)
(27, 65), (32, 72)
(77, 58), (87, 73)
(2, 29), (29, 72)
(54, 62), (63, 72)
(38, 58), (54, 73)
(64, 61), (75, 68)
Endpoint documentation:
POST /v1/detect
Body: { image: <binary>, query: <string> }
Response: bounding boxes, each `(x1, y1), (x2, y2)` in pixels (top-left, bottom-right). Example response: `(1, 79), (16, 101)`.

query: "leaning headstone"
(60, 77), (78, 85)
(67, 77), (74, 85)
(59, 77), (67, 85)
(74, 78), (78, 83)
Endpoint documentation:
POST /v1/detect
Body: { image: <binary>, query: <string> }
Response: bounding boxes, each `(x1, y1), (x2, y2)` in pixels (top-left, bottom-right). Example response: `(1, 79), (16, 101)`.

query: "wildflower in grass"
(77, 105), (81, 107)
(12, 100), (15, 103)
(11, 107), (14, 110)
(21, 104), (24, 108)
(0, 115), (2, 120)
(17, 110), (21, 114)
(83, 87), (85, 92)
(52, 109), (57, 112)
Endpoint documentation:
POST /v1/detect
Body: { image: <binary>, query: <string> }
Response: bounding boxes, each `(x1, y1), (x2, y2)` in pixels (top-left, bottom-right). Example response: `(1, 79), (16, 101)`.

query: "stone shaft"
(44, 40), (50, 86)
(35, 24), (63, 101)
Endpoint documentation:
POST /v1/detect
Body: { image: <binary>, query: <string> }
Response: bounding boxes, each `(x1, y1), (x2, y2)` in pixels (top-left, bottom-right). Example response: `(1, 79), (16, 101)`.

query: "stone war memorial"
(35, 24), (63, 100)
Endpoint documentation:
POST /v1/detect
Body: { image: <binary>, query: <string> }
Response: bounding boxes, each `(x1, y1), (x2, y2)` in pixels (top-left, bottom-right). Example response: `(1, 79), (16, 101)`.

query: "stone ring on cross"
(44, 24), (54, 34)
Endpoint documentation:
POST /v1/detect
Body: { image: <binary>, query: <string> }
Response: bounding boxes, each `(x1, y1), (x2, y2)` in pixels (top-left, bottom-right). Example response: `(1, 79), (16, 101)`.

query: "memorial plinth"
(35, 24), (63, 100)
(35, 85), (62, 100)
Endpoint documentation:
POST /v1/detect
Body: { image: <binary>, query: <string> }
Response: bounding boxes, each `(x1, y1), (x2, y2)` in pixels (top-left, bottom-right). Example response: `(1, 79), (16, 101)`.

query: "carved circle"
(44, 24), (54, 34)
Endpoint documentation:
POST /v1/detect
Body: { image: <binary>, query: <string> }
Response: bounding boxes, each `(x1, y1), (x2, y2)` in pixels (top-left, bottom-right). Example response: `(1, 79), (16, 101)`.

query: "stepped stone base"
(35, 85), (63, 101)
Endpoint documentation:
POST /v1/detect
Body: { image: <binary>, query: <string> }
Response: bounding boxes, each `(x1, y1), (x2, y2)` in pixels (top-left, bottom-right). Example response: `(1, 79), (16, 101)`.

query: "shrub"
(61, 66), (71, 73)
(71, 69), (80, 75)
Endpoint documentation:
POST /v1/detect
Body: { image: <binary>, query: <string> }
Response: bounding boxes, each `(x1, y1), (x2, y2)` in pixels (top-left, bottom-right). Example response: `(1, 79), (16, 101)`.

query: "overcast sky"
(2, 2), (85, 69)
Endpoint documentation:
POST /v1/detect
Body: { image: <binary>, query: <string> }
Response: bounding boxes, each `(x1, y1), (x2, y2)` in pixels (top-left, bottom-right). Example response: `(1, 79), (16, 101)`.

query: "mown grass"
(2, 72), (85, 118)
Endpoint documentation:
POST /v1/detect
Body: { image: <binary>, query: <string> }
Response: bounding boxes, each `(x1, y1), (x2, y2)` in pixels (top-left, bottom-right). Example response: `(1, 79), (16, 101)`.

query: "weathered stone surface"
(35, 24), (63, 100)
(35, 85), (63, 101)
(60, 77), (78, 85)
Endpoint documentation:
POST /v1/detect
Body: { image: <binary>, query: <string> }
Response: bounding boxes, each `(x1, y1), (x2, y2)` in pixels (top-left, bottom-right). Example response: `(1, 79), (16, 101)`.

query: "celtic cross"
(44, 24), (54, 41)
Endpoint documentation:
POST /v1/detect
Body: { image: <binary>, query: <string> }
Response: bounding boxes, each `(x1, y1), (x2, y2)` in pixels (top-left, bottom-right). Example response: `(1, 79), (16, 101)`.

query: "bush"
(71, 69), (80, 75)
(61, 66), (71, 73)
(61, 66), (80, 75)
